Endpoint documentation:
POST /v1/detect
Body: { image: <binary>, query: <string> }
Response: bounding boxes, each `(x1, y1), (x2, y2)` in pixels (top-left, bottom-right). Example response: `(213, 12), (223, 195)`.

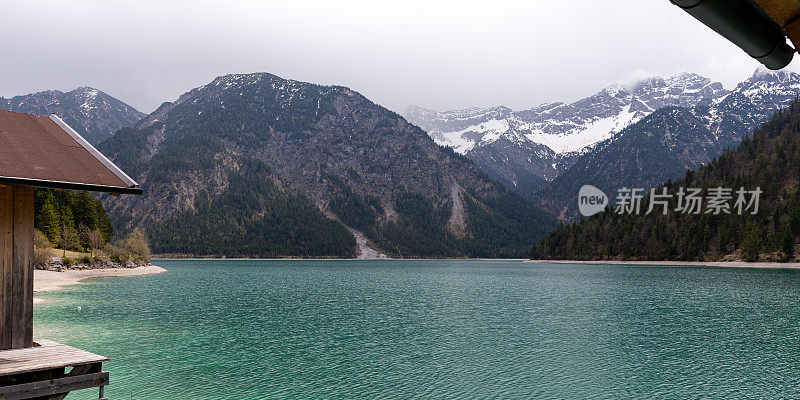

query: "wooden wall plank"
(11, 186), (33, 349)
(0, 185), (12, 349)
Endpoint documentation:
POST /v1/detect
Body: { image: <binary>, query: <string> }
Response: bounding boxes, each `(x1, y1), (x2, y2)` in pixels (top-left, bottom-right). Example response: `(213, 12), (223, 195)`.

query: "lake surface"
(34, 260), (800, 399)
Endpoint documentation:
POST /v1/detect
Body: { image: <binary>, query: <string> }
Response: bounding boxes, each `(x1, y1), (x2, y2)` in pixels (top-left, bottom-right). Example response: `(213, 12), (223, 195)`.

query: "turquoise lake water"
(33, 260), (800, 399)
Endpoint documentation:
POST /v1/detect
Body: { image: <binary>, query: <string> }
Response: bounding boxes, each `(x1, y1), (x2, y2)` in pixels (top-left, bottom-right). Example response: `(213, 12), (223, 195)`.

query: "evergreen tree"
(34, 189), (114, 252)
(781, 227), (795, 261)
(38, 194), (60, 239)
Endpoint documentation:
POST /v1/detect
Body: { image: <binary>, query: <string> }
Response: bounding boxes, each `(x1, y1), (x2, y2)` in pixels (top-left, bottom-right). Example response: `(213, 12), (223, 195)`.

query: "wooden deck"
(0, 339), (108, 399)
(0, 340), (107, 377)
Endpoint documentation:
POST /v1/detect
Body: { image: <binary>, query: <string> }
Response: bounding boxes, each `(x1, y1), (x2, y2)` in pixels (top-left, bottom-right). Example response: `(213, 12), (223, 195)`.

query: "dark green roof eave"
(0, 176), (143, 195)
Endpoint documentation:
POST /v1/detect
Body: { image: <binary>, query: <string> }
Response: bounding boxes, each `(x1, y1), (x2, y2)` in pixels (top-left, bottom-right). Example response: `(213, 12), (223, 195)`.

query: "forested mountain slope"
(532, 100), (800, 262)
(99, 73), (555, 258)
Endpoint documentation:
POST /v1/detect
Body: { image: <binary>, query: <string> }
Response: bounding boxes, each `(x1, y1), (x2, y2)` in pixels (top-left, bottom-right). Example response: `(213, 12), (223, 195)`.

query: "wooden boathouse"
(0, 109), (141, 399)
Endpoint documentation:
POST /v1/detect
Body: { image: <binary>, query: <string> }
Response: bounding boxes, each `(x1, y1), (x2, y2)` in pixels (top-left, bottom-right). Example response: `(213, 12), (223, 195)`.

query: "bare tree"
(33, 230), (53, 268)
(86, 228), (106, 258)
(124, 228), (152, 262)
(56, 226), (79, 257)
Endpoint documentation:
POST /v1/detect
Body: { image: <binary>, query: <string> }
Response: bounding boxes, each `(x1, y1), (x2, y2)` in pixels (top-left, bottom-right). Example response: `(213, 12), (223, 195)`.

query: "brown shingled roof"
(0, 109), (141, 194)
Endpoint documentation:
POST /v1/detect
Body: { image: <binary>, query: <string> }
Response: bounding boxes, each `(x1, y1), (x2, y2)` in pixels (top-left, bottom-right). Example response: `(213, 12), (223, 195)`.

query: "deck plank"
(0, 340), (107, 376)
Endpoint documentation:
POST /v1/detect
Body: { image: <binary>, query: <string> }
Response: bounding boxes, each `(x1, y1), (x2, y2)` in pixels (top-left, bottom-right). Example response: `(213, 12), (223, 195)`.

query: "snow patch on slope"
(432, 119), (510, 154)
(525, 105), (640, 153)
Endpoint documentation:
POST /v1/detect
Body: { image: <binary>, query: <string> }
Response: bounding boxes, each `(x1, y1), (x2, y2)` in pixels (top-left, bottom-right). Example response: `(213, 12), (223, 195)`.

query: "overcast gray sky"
(2, 0), (800, 114)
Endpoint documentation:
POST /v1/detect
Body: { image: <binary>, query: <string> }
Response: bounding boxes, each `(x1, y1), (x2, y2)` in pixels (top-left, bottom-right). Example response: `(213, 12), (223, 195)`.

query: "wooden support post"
(12, 186), (34, 349)
(0, 185), (13, 349)
(0, 185), (34, 349)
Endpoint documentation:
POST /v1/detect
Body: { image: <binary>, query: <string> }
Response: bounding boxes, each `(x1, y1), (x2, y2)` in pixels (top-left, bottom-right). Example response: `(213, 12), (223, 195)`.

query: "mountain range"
(4, 68), (799, 258)
(405, 69), (800, 218)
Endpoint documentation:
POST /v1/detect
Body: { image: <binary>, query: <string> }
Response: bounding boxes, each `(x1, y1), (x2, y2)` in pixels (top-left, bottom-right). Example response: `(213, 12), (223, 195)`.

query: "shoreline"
(528, 259), (800, 269)
(152, 257), (529, 261)
(33, 265), (167, 304)
(153, 257), (800, 269)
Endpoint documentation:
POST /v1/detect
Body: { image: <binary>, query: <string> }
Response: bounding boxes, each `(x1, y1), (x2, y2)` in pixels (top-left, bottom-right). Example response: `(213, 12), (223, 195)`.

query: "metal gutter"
(48, 114), (142, 193)
(671, 0), (795, 70)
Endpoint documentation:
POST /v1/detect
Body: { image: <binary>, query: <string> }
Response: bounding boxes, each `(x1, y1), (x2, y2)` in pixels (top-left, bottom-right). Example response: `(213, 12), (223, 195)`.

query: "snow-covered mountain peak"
(608, 72), (714, 98)
(600, 84), (631, 98)
(748, 67), (799, 82)
(73, 86), (100, 97)
(742, 69), (800, 90)
(662, 71), (711, 86)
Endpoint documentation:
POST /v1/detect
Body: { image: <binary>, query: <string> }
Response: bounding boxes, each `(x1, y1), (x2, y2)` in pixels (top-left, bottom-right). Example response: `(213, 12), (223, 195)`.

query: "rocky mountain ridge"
(98, 73), (555, 258)
(0, 87), (145, 144)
